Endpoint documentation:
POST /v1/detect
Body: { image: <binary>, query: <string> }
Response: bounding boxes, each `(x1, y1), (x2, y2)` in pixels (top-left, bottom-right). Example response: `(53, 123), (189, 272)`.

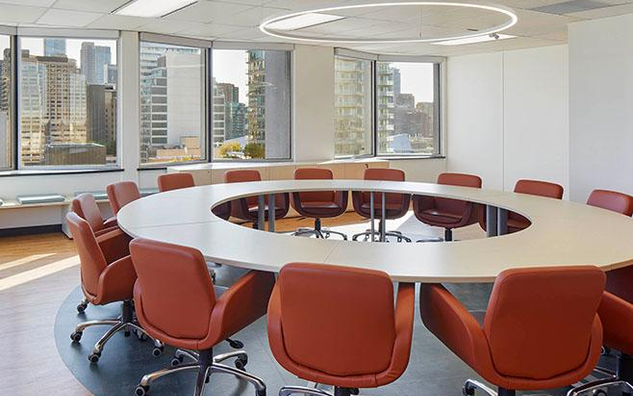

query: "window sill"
(0, 167), (123, 178)
(377, 155), (446, 161)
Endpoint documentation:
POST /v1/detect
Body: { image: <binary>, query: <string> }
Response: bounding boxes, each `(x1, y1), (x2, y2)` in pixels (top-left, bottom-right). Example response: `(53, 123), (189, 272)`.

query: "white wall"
(447, 45), (569, 196)
(569, 14), (633, 202)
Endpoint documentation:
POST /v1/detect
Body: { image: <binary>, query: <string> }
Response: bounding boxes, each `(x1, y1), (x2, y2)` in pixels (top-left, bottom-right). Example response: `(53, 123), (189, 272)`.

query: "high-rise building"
(80, 42), (111, 84)
(215, 82), (246, 142)
(44, 38), (66, 57)
(376, 63), (395, 153)
(20, 50), (87, 165)
(247, 50), (290, 159)
(104, 64), (117, 85)
(139, 43), (200, 162)
(212, 82), (226, 147)
(87, 84), (117, 155)
(0, 48), (10, 167)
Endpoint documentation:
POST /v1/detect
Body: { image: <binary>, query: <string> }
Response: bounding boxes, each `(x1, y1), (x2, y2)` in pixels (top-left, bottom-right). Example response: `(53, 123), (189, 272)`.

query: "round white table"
(117, 180), (633, 283)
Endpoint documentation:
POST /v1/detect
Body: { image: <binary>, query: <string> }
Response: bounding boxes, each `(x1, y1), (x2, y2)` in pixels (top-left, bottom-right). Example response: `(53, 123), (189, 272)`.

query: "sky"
(213, 49), (249, 103)
(391, 62), (435, 103)
(19, 38), (118, 67)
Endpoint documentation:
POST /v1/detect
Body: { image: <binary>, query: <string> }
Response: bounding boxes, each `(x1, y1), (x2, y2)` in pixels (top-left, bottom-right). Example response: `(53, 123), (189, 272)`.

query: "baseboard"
(0, 224), (63, 237)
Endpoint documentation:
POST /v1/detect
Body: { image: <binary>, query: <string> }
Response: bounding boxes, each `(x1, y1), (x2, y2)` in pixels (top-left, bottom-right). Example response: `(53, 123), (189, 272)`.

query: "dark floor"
(54, 262), (620, 396)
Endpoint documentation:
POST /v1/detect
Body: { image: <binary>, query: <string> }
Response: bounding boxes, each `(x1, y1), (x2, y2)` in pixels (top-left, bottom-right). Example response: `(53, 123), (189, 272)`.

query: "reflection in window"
(212, 49), (291, 160)
(0, 35), (11, 169)
(139, 41), (205, 165)
(376, 61), (439, 156)
(334, 56), (372, 157)
(19, 37), (118, 167)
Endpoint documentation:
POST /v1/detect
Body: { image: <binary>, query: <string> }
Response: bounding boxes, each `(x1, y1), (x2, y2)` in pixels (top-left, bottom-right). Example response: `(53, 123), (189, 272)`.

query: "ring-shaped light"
(259, 1), (518, 44)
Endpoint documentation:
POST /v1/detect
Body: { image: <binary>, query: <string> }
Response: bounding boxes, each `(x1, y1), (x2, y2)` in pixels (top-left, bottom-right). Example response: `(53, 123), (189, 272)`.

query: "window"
(334, 56), (372, 157)
(139, 41), (206, 166)
(0, 34), (12, 170)
(18, 37), (118, 168)
(212, 49), (291, 160)
(335, 52), (442, 158)
(377, 61), (440, 156)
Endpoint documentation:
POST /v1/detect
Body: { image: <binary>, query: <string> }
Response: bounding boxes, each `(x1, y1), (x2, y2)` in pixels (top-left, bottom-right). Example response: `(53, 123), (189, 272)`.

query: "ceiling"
(0, 0), (632, 56)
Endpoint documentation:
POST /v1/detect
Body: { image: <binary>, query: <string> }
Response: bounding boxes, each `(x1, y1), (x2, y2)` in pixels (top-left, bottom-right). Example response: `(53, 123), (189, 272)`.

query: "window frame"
(0, 27), (17, 171)
(15, 28), (122, 171)
(334, 48), (446, 160)
(138, 33), (212, 169)
(210, 41), (294, 163)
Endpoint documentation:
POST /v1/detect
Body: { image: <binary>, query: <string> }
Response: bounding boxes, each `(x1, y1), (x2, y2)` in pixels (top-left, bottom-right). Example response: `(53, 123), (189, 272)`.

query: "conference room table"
(117, 180), (633, 283)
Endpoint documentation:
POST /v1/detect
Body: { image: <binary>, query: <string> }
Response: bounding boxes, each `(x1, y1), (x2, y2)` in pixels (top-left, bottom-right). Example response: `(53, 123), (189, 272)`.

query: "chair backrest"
(107, 181), (140, 215)
(362, 168), (406, 205)
(586, 189), (633, 216)
(483, 266), (604, 380)
(294, 168), (335, 203)
(434, 172), (482, 214)
(225, 170), (261, 207)
(513, 179), (564, 199)
(72, 193), (105, 233)
(157, 173), (195, 192)
(66, 212), (108, 297)
(130, 238), (217, 340)
(276, 263), (396, 376)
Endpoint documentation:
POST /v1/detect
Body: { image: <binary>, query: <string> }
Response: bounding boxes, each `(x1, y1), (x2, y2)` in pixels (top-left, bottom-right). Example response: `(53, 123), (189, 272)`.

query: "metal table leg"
(268, 193), (276, 232)
(257, 195), (265, 231)
(486, 205), (498, 237)
(497, 208), (508, 236)
(380, 192), (386, 242)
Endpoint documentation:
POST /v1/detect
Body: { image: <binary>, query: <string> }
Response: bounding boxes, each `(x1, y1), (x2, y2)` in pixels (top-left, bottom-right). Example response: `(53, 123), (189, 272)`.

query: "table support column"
(497, 208), (508, 236)
(257, 195), (265, 231)
(486, 205), (498, 237)
(268, 193), (276, 233)
(370, 192), (375, 242)
(380, 192), (386, 242)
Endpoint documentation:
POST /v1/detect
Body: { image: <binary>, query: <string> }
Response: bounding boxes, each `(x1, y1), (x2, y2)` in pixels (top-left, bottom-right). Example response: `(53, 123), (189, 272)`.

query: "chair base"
(567, 353), (633, 396)
(280, 385), (359, 396)
(352, 229), (412, 243)
(292, 218), (348, 240)
(136, 348), (266, 396)
(70, 300), (152, 363)
(463, 379), (515, 396)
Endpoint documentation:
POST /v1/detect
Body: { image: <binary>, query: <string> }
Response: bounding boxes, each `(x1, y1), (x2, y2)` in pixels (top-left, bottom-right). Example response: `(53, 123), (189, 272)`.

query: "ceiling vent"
(530, 0), (613, 14)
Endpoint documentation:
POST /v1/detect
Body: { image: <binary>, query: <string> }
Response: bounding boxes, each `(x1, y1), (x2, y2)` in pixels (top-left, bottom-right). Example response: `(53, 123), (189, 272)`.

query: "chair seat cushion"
(360, 203), (405, 219)
(301, 201), (341, 210)
(248, 204), (287, 214)
(419, 209), (463, 224)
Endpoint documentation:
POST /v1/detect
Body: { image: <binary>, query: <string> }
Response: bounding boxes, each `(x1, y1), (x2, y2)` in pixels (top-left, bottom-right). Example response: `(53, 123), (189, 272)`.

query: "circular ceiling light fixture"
(259, 1), (518, 44)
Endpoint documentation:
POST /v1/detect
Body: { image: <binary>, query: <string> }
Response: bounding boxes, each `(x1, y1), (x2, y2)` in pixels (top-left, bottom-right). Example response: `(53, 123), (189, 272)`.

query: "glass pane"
(0, 35), (11, 169)
(19, 37), (118, 167)
(212, 49), (291, 160)
(139, 41), (205, 165)
(376, 61), (438, 156)
(335, 56), (372, 157)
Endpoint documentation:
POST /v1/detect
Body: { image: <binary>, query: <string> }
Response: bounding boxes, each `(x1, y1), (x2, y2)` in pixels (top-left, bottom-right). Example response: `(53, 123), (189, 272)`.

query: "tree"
(218, 141), (242, 159)
(243, 142), (265, 159)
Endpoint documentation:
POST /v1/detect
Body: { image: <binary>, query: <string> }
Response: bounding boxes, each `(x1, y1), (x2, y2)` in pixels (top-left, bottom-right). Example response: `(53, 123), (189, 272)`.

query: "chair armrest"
(96, 227), (131, 264)
(419, 284), (492, 371)
(412, 195), (435, 213)
(103, 217), (118, 229)
(335, 190), (349, 209)
(376, 282), (415, 386)
(96, 255), (136, 304)
(206, 270), (275, 345)
(599, 291), (633, 354)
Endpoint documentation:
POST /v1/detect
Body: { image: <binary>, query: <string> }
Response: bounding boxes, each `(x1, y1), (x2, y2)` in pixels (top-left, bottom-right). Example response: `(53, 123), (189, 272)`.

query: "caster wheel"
(256, 390), (266, 396)
(205, 373), (210, 384)
(350, 389), (359, 395)
(124, 330), (131, 337)
(152, 346), (164, 358)
(170, 356), (183, 367)
(235, 356), (248, 370)
(135, 385), (149, 396)
(76, 303), (87, 313)
(135, 329), (148, 341)
(592, 390), (607, 396)
(70, 331), (83, 342)
(88, 352), (101, 363)
(227, 339), (244, 349)
(462, 384), (475, 396)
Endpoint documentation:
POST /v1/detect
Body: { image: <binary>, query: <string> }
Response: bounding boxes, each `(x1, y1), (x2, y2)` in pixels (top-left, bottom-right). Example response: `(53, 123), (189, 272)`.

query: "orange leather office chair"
(479, 179), (564, 234)
(268, 263), (415, 396)
(352, 168), (412, 242)
(107, 181), (141, 215)
(67, 212), (147, 363)
(420, 266), (605, 396)
(224, 169), (289, 228)
(130, 238), (274, 396)
(71, 193), (129, 313)
(291, 168), (348, 240)
(413, 172), (482, 241)
(157, 173), (231, 221)
(567, 189), (633, 396)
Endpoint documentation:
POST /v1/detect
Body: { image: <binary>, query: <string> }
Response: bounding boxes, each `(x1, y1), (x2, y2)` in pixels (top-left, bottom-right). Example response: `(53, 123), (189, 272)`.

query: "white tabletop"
(117, 180), (633, 283)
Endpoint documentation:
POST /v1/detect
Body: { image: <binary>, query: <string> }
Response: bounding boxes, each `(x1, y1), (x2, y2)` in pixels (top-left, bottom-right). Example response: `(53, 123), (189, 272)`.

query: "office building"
(44, 38), (66, 56)
(80, 42), (111, 84)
